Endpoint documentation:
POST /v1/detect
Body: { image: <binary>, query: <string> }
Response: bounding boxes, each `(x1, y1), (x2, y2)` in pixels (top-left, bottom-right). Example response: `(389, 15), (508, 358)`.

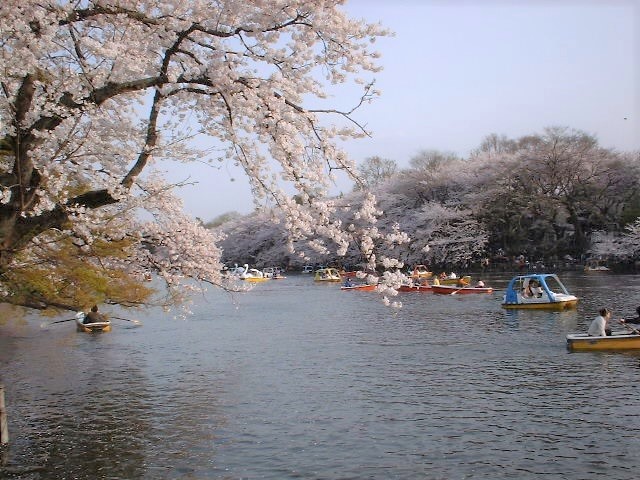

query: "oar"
(618, 320), (640, 335)
(40, 317), (77, 328)
(450, 286), (467, 295)
(111, 316), (142, 326)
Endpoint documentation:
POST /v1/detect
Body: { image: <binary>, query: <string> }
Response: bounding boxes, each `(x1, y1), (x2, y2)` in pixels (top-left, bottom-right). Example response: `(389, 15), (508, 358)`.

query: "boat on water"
(431, 285), (493, 295)
(314, 267), (342, 282)
(438, 275), (471, 286)
(397, 284), (432, 292)
(75, 311), (111, 333)
(234, 264), (268, 282)
(566, 332), (640, 352)
(340, 284), (376, 291)
(584, 264), (611, 273)
(410, 265), (433, 279)
(301, 265), (315, 274)
(264, 267), (286, 279)
(501, 273), (578, 310)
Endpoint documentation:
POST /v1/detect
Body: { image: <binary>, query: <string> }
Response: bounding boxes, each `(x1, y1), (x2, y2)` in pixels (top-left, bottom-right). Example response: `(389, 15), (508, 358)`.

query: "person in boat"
(587, 308), (612, 337)
(529, 280), (543, 298)
(475, 280), (485, 288)
(432, 276), (440, 286)
(344, 277), (354, 287)
(457, 276), (470, 287)
(619, 306), (640, 325)
(84, 305), (107, 324)
(522, 284), (533, 298)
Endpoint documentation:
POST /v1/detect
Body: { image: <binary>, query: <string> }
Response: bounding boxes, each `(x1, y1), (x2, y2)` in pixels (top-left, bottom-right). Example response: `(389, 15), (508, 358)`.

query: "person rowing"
(83, 305), (107, 324)
(619, 305), (640, 325)
(618, 305), (640, 334)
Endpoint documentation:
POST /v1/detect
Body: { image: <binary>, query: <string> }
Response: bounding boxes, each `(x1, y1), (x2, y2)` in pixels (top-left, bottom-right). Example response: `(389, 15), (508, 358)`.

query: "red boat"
(397, 284), (432, 292)
(340, 284), (376, 291)
(431, 285), (493, 295)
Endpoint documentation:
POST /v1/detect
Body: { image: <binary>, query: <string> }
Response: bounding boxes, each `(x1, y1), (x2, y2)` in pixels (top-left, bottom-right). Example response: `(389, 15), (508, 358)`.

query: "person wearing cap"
(588, 308), (612, 337)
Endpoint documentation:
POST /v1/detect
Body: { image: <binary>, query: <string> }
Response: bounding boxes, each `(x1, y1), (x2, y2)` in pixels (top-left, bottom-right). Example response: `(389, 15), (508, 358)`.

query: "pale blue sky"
(168, 0), (640, 221)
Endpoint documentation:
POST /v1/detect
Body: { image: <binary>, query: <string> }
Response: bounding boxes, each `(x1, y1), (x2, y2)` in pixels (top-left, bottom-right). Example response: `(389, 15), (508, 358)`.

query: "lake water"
(1, 272), (640, 479)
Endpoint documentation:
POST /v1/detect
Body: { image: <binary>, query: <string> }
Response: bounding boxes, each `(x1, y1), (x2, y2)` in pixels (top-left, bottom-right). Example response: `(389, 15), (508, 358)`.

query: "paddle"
(111, 316), (142, 326)
(618, 320), (640, 335)
(450, 286), (466, 295)
(40, 317), (77, 328)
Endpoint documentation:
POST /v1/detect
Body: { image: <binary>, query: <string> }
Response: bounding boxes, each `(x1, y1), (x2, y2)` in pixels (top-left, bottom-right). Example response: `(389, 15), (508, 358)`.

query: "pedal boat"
(501, 273), (578, 310)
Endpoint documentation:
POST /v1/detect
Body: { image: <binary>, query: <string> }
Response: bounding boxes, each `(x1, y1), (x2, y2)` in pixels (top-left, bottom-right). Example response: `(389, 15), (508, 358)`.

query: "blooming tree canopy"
(0, 0), (390, 312)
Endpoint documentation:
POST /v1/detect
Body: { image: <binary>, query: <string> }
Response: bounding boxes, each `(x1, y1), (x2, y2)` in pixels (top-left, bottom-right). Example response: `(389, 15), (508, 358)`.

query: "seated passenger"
(530, 281), (543, 298)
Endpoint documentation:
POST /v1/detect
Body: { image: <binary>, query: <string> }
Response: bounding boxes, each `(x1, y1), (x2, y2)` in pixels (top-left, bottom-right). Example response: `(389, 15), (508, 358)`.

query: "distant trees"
(472, 127), (640, 260)
(216, 127), (640, 271)
(355, 156), (398, 190)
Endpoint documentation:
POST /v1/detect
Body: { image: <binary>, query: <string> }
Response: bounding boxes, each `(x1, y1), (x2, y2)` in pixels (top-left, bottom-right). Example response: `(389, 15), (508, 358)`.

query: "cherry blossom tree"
(0, 0), (390, 313)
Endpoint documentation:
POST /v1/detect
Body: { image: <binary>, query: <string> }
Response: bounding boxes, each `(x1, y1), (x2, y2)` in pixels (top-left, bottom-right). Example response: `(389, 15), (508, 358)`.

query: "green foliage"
(1, 234), (154, 314)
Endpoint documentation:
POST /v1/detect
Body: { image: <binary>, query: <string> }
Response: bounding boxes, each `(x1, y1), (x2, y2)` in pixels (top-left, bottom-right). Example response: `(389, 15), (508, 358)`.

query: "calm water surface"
(1, 272), (640, 479)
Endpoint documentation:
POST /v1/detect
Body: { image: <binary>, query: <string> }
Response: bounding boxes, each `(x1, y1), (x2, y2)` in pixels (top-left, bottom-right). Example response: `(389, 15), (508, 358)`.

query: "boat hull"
(431, 285), (493, 295)
(501, 299), (578, 310)
(566, 333), (640, 352)
(397, 285), (432, 292)
(438, 275), (471, 286)
(340, 284), (376, 291)
(243, 277), (269, 282)
(75, 312), (111, 333)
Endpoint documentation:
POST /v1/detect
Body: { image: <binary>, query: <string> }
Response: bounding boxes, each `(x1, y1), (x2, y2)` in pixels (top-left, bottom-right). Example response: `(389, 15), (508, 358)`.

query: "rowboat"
(75, 311), (111, 333)
(340, 284), (376, 291)
(566, 332), (640, 352)
(397, 284), (432, 292)
(431, 285), (493, 295)
(501, 273), (578, 310)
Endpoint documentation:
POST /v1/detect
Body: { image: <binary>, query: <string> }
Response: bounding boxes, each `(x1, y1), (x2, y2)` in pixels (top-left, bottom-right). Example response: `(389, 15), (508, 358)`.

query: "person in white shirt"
(588, 308), (611, 337)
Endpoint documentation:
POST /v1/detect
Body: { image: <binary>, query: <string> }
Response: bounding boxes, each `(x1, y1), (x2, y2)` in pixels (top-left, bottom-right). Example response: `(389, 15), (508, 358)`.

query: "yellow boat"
(566, 332), (640, 352)
(75, 311), (112, 333)
(314, 267), (342, 282)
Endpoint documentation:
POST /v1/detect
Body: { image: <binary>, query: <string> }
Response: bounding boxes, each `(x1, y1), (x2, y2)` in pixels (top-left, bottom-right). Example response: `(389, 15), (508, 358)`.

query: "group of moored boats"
(224, 264), (287, 282)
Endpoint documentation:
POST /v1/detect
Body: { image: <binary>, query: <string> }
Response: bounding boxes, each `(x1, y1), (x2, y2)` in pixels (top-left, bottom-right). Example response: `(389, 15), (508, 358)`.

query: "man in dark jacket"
(84, 305), (107, 324)
(620, 306), (640, 325)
